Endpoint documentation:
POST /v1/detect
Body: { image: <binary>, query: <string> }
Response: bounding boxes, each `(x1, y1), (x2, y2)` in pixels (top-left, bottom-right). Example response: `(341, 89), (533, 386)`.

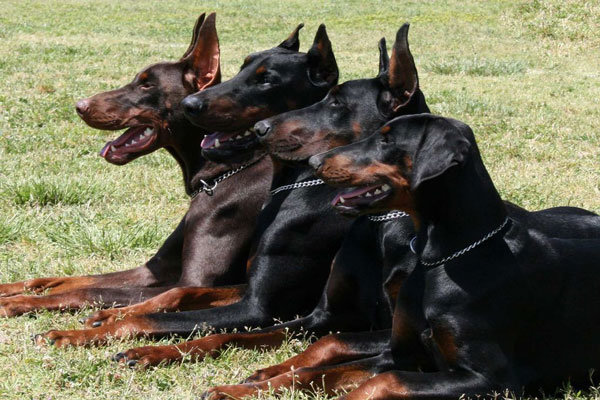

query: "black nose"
(75, 99), (89, 117)
(254, 120), (272, 138)
(182, 96), (206, 119)
(308, 155), (322, 170)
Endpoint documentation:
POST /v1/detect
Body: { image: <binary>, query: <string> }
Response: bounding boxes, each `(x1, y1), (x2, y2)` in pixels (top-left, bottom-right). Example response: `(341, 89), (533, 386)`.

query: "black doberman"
(306, 114), (600, 399)
(33, 24), (348, 347)
(0, 14), (270, 317)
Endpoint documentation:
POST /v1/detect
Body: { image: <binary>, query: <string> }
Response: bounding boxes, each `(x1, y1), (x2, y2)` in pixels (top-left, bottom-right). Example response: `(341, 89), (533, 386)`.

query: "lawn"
(0, 0), (599, 399)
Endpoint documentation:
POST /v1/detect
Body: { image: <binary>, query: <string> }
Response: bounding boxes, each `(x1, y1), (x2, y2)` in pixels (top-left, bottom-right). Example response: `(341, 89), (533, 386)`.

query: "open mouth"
(200, 128), (258, 151)
(99, 125), (158, 163)
(332, 183), (392, 212)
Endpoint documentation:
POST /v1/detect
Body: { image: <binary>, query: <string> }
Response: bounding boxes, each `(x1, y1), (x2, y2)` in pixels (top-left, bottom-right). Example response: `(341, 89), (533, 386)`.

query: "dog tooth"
(244, 131), (252, 137)
(215, 138), (220, 148)
(110, 145), (117, 152)
(382, 184), (391, 192)
(374, 189), (382, 195)
(235, 135), (243, 140)
(125, 143), (131, 147)
(339, 197), (346, 204)
(365, 192), (372, 197)
(144, 128), (153, 136)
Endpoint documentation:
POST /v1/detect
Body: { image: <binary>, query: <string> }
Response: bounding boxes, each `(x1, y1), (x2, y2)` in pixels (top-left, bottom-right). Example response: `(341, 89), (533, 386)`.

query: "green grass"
(0, 0), (599, 398)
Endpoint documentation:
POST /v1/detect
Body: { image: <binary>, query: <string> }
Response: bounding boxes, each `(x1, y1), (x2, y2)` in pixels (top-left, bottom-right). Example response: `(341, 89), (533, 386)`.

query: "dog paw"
(33, 328), (103, 347)
(0, 295), (36, 317)
(112, 344), (181, 368)
(0, 282), (28, 297)
(82, 309), (121, 328)
(244, 365), (286, 383)
(201, 384), (258, 400)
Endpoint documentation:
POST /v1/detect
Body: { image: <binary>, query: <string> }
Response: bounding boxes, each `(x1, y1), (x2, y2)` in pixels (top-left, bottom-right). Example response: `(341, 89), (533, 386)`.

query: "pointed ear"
(381, 23), (419, 114)
(278, 23), (304, 51)
(377, 37), (389, 77)
(181, 13), (206, 60)
(183, 12), (221, 91)
(411, 118), (471, 190)
(307, 24), (339, 87)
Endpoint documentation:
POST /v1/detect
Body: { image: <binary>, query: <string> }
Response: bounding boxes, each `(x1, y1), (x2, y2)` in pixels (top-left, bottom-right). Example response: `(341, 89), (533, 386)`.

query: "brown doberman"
(31, 24), (352, 349)
(0, 13), (269, 317)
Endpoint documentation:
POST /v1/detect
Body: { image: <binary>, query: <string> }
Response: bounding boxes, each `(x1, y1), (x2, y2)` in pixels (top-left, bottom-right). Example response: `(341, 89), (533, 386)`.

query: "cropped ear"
(181, 13), (206, 60)
(379, 23), (419, 115)
(182, 12), (221, 91)
(377, 37), (389, 77)
(411, 118), (471, 190)
(278, 23), (304, 51)
(307, 24), (339, 87)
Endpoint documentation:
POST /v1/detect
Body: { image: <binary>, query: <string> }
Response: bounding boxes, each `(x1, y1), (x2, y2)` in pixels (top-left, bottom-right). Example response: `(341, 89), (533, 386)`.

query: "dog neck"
(269, 157), (317, 191)
(414, 145), (508, 265)
(163, 119), (267, 196)
(162, 119), (208, 196)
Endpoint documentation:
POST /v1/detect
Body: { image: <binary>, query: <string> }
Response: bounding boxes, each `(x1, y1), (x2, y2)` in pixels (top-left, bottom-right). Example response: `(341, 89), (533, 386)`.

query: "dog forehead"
(242, 48), (305, 71)
(338, 79), (381, 101)
(142, 62), (188, 87)
(137, 61), (174, 80)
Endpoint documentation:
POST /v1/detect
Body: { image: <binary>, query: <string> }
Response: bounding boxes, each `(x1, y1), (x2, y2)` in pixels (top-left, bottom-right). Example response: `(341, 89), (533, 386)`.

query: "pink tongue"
(98, 126), (149, 158)
(332, 185), (381, 206)
(201, 132), (238, 148)
(201, 132), (219, 148)
(99, 141), (112, 158)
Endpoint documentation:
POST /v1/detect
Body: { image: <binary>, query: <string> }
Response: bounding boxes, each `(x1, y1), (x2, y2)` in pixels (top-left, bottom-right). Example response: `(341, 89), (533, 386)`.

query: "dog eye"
(380, 131), (390, 143)
(139, 82), (154, 90)
(329, 98), (342, 108)
(257, 74), (276, 87)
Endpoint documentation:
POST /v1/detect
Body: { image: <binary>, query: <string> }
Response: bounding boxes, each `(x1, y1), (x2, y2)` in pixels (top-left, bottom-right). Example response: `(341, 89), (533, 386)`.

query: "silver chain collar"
(190, 157), (264, 199)
(367, 210), (409, 222)
(270, 178), (325, 196)
(418, 216), (511, 267)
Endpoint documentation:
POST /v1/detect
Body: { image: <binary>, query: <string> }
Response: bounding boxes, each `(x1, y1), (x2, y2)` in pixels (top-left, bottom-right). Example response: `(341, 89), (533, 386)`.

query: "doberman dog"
(303, 114), (600, 399)
(0, 13), (271, 317)
(32, 24), (349, 347)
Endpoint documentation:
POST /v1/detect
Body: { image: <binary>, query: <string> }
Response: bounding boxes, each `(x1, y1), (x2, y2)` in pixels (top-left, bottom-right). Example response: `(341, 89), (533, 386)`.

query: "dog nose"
(182, 96), (206, 118)
(254, 120), (272, 138)
(75, 99), (89, 116)
(308, 155), (322, 171)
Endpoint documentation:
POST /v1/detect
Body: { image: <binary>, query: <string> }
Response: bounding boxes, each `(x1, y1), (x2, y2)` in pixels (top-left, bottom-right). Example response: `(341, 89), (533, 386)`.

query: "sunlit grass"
(0, 0), (598, 399)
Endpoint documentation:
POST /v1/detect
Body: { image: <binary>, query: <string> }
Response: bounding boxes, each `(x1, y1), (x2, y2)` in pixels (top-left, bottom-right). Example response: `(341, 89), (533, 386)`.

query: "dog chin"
(333, 204), (363, 217)
(201, 147), (258, 165)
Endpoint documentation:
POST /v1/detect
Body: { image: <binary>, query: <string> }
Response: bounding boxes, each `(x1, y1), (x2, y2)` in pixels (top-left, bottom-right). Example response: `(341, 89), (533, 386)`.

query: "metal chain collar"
(367, 210), (409, 222)
(419, 216), (511, 267)
(190, 156), (264, 199)
(270, 178), (325, 196)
